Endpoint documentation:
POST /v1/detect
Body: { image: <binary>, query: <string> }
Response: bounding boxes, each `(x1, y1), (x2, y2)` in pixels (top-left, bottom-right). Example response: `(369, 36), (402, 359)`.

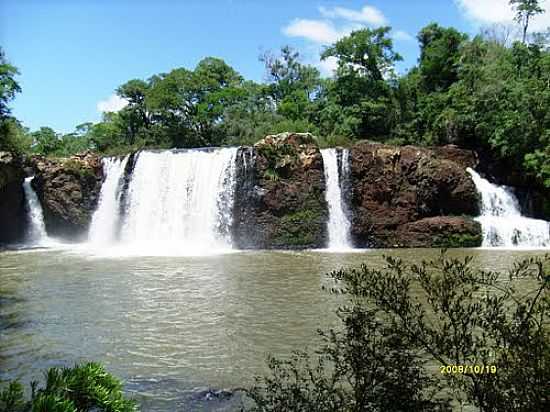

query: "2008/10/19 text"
(440, 365), (497, 374)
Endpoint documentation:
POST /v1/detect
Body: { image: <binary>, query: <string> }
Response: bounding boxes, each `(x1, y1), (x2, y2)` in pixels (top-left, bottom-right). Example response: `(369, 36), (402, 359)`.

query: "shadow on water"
(126, 377), (246, 411)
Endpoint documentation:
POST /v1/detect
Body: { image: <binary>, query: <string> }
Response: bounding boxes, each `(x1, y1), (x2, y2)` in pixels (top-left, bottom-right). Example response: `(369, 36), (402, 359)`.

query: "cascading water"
(119, 148), (238, 254)
(321, 148), (353, 250)
(467, 168), (550, 248)
(88, 156), (129, 244)
(22, 177), (49, 245)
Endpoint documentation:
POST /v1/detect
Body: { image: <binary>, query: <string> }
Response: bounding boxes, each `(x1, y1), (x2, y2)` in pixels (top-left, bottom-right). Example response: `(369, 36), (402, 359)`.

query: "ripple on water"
(0, 247), (548, 409)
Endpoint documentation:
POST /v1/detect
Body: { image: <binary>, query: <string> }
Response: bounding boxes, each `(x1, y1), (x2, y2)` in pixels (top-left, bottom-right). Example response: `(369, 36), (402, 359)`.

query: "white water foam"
(118, 148), (238, 255)
(22, 177), (51, 246)
(321, 148), (353, 251)
(467, 168), (550, 248)
(88, 156), (129, 244)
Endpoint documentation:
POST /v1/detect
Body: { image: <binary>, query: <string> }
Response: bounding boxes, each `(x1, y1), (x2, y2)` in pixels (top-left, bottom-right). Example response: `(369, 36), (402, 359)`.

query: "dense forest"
(0, 2), (549, 189)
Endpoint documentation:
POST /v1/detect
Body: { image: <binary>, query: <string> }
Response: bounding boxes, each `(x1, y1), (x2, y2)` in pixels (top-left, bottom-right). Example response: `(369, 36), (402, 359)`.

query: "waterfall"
(22, 177), (48, 245)
(467, 168), (550, 248)
(119, 148), (238, 254)
(88, 156), (130, 244)
(321, 148), (353, 250)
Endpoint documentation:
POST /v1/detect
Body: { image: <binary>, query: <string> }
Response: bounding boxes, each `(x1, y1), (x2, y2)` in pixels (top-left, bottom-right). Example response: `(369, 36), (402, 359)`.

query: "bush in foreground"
(246, 253), (549, 411)
(0, 362), (136, 412)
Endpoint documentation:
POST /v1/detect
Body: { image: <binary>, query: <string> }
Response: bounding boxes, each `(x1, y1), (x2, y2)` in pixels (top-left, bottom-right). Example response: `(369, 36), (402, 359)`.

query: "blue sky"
(1, 0), (549, 133)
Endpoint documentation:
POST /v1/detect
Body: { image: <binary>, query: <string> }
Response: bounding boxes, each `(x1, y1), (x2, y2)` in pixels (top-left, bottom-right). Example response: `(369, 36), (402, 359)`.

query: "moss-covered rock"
(395, 217), (482, 248)
(271, 208), (324, 248)
(233, 133), (328, 249)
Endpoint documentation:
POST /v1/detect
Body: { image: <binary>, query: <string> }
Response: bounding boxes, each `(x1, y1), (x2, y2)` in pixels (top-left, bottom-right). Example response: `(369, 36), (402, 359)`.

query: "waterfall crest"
(467, 168), (550, 248)
(88, 156), (130, 244)
(321, 148), (353, 250)
(23, 177), (49, 245)
(119, 148), (238, 254)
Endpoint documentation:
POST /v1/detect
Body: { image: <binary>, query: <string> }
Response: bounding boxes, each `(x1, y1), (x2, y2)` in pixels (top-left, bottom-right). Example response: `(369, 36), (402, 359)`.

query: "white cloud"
(394, 30), (414, 41)
(283, 19), (341, 44)
(282, 3), (411, 76)
(455, 0), (550, 32)
(319, 5), (388, 26)
(97, 94), (128, 113)
(318, 56), (339, 76)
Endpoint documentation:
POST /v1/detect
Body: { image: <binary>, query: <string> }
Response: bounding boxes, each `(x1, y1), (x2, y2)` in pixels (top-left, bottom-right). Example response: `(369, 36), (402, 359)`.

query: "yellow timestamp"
(440, 365), (497, 374)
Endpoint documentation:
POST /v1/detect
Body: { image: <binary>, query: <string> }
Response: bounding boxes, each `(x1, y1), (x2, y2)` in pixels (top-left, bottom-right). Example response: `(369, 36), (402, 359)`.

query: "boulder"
(0, 152), (26, 244)
(31, 152), (103, 240)
(395, 216), (482, 248)
(349, 142), (481, 247)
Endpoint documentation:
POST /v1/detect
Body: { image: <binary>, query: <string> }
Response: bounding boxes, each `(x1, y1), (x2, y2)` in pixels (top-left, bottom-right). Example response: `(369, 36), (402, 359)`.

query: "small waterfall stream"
(22, 177), (49, 245)
(467, 168), (550, 248)
(88, 156), (130, 244)
(321, 148), (353, 250)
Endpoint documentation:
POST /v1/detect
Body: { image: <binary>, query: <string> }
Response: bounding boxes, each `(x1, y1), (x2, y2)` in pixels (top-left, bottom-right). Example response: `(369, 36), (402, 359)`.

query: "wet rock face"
(396, 216), (481, 248)
(349, 142), (481, 248)
(31, 152), (103, 240)
(232, 133), (328, 249)
(0, 152), (26, 244)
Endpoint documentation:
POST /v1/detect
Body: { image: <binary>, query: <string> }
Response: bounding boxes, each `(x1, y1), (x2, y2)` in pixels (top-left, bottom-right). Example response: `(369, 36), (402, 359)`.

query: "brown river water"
(0, 247), (547, 410)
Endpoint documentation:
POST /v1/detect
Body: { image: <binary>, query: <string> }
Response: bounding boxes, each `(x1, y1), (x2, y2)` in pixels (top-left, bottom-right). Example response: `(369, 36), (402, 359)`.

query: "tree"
(31, 126), (61, 155)
(247, 253), (550, 411)
(322, 27), (402, 82)
(418, 23), (468, 92)
(261, 46), (322, 121)
(0, 48), (28, 154)
(510, 0), (545, 43)
(0, 47), (20, 118)
(321, 27), (402, 138)
(116, 79), (149, 146)
(146, 57), (245, 147)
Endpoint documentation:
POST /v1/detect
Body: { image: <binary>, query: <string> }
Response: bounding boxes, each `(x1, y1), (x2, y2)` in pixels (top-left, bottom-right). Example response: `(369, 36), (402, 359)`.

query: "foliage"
(273, 208), (325, 247)
(0, 362), (137, 412)
(321, 27), (402, 138)
(247, 253), (549, 412)
(509, 0), (545, 43)
(0, 47), (20, 119)
(62, 159), (95, 179)
(417, 23), (468, 92)
(0, 19), (548, 191)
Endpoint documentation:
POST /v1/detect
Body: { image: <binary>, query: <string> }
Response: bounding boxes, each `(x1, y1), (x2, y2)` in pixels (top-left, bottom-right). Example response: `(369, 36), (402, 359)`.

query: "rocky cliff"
(0, 152), (26, 244)
(6, 137), (485, 248)
(232, 136), (482, 249)
(349, 142), (481, 247)
(31, 152), (103, 240)
(232, 133), (328, 249)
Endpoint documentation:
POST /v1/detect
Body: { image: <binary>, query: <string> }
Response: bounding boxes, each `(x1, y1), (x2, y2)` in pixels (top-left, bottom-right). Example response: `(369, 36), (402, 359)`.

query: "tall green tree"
(321, 27), (402, 138)
(0, 47), (28, 153)
(418, 23), (468, 92)
(146, 57), (244, 147)
(0, 47), (20, 118)
(116, 79), (149, 146)
(261, 46), (322, 122)
(31, 126), (61, 155)
(510, 0), (545, 43)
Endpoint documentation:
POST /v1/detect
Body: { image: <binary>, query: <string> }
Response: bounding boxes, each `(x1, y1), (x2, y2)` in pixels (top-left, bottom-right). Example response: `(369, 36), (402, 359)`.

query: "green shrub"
(247, 253), (549, 411)
(63, 159), (95, 179)
(0, 362), (137, 412)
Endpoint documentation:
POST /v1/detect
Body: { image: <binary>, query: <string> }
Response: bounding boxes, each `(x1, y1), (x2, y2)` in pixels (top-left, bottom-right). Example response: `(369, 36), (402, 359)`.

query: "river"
(0, 247), (547, 410)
